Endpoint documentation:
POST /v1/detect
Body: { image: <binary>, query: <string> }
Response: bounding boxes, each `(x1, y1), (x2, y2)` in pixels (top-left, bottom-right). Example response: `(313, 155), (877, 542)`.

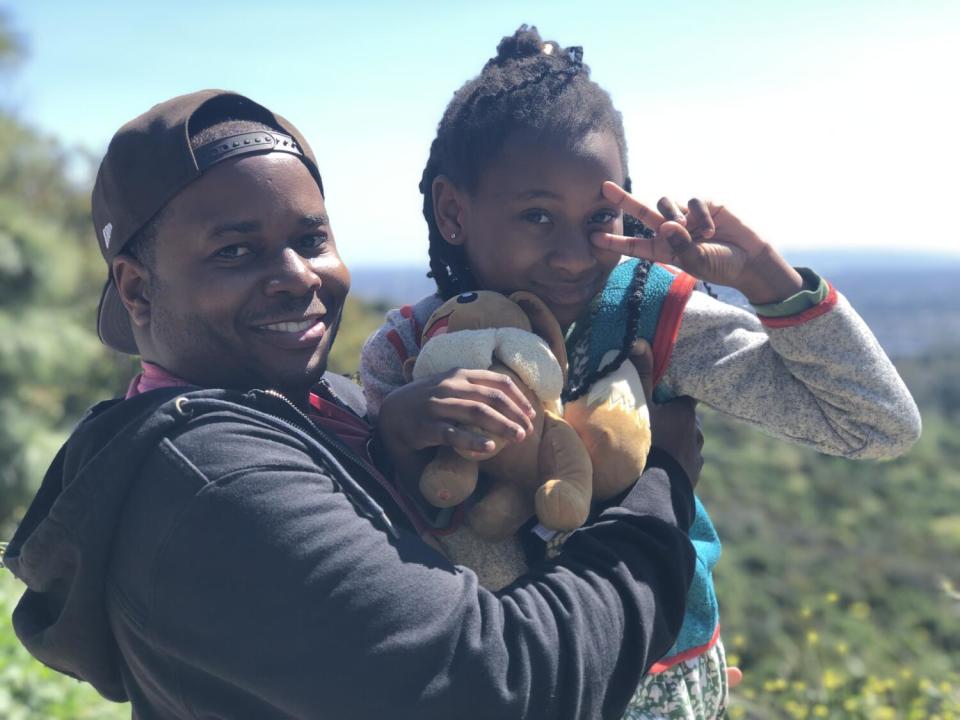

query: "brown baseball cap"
(92, 89), (324, 354)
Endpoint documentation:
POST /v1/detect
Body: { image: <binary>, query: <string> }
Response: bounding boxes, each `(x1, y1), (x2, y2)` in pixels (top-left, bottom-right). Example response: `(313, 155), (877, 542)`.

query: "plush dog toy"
(563, 346), (652, 501)
(406, 291), (593, 541)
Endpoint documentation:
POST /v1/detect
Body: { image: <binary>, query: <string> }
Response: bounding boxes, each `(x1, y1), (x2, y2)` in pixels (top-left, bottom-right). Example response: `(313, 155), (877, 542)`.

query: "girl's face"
(447, 130), (625, 330)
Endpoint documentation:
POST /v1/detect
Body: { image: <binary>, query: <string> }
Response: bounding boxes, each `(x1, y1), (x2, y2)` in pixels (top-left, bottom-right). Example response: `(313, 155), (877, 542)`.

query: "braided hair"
(421, 25), (650, 299)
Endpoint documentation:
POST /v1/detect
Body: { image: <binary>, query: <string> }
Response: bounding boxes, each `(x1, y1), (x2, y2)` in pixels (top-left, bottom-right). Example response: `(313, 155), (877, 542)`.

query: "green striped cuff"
(751, 267), (828, 318)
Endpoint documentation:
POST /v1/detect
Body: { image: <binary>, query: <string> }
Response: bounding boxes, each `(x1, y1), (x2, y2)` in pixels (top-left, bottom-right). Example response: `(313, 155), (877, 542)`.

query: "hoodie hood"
(3, 387), (196, 701)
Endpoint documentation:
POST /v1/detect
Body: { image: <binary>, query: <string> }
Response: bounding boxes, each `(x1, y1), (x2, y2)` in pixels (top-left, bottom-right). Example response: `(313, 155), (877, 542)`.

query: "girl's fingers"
(686, 198), (715, 239)
(601, 181), (665, 230)
(656, 197), (686, 225)
(591, 231), (667, 261)
(660, 221), (694, 260)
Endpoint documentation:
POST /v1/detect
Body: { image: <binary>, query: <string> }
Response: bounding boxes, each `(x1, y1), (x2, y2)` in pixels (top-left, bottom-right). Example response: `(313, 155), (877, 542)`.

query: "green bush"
(0, 572), (128, 719)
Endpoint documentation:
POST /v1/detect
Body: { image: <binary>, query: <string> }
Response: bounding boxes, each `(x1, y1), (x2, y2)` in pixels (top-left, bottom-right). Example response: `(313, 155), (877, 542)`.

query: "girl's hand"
(377, 368), (537, 462)
(592, 182), (804, 304)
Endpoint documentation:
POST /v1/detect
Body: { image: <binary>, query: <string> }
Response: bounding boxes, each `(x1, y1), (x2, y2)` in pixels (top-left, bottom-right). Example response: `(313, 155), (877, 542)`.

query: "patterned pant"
(624, 638), (728, 719)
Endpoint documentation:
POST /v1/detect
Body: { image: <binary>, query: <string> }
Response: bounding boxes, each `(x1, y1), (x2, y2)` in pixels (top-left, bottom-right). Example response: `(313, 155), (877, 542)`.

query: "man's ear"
(432, 175), (467, 246)
(112, 255), (153, 328)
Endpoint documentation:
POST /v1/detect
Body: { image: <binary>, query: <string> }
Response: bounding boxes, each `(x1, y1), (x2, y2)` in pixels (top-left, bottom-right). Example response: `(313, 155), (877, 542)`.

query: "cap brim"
(97, 278), (139, 355)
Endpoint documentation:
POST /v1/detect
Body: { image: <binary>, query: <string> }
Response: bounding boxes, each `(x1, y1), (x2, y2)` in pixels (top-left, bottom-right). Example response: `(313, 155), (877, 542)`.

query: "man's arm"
(131, 416), (695, 720)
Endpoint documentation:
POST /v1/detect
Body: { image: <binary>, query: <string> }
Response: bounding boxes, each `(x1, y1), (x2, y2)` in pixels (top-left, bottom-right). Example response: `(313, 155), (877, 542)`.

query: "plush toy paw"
(534, 478), (591, 531)
(419, 449), (479, 508)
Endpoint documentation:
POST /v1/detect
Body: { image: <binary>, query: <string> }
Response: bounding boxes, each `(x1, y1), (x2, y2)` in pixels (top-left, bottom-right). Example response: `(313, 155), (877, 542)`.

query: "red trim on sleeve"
(648, 624), (722, 673)
(759, 283), (838, 329)
(398, 305), (426, 348)
(651, 271), (697, 387)
(385, 329), (408, 362)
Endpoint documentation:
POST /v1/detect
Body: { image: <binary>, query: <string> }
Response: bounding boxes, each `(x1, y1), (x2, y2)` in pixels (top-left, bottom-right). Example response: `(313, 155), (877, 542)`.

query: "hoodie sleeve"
(118, 416), (695, 720)
(661, 279), (921, 459)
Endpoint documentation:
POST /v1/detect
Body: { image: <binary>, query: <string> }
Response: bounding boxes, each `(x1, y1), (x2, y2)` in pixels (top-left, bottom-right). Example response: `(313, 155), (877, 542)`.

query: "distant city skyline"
(4, 0), (958, 267)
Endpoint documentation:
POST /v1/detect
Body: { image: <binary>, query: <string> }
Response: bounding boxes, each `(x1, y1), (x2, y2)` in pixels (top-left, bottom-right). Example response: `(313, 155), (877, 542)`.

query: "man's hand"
(592, 182), (805, 305)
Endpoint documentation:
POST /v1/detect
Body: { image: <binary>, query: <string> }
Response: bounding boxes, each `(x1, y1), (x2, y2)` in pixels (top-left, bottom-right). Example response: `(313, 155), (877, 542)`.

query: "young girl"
(361, 27), (921, 719)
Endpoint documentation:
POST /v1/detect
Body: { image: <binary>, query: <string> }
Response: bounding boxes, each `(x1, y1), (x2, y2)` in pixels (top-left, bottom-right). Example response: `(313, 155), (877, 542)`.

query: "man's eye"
(523, 210), (551, 225)
(216, 245), (252, 259)
(299, 233), (328, 250)
(590, 210), (619, 224)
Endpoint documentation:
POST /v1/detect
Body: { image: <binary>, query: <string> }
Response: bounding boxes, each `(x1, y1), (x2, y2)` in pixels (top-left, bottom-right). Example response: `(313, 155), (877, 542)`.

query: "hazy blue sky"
(3, 0), (958, 268)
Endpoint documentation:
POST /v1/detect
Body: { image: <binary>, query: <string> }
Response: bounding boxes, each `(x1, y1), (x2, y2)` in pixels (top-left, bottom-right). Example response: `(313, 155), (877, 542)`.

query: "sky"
(3, 0), (958, 269)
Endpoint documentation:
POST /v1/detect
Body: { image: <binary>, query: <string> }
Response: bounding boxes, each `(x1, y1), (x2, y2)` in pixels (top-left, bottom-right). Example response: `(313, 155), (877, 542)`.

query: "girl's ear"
(432, 175), (467, 246)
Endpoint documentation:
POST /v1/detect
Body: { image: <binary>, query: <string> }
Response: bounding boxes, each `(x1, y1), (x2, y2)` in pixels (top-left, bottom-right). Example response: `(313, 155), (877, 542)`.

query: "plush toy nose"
(457, 292), (479, 304)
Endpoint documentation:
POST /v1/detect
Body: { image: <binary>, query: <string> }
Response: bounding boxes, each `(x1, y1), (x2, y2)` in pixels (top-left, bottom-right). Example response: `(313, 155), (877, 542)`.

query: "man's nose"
(264, 248), (321, 296)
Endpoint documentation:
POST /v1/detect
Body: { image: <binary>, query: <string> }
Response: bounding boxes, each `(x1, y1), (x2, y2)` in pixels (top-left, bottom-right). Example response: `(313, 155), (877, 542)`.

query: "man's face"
(134, 153), (349, 395)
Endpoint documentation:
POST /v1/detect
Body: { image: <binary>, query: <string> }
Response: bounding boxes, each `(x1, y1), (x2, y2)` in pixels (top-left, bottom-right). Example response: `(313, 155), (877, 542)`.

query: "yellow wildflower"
(850, 601), (871, 619)
(823, 669), (844, 690)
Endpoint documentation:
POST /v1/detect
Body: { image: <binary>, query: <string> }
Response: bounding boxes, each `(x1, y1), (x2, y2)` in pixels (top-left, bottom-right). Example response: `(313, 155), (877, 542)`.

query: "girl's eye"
(215, 245), (252, 259)
(523, 210), (551, 225)
(590, 210), (619, 224)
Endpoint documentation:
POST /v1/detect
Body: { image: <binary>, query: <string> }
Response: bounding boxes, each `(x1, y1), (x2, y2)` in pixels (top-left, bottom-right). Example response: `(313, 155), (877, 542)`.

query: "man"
(3, 90), (699, 719)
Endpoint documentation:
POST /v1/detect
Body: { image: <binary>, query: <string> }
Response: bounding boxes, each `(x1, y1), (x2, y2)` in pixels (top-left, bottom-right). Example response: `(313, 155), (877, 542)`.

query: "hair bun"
(494, 25), (550, 63)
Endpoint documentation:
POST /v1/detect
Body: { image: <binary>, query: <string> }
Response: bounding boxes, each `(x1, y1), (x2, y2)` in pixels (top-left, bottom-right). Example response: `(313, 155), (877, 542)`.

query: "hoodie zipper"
(255, 389), (400, 539)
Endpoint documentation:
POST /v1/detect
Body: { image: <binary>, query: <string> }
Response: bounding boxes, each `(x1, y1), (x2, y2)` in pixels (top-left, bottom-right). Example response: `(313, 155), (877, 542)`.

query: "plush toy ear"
(403, 357), (417, 384)
(509, 291), (569, 381)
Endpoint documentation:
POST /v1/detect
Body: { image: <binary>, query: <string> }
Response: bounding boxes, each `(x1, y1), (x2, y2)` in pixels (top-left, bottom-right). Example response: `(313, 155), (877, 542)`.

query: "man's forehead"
(165, 154), (325, 224)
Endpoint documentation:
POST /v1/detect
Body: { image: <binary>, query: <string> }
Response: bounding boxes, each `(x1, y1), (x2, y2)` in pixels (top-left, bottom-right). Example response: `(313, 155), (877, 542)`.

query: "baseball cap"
(92, 89), (324, 354)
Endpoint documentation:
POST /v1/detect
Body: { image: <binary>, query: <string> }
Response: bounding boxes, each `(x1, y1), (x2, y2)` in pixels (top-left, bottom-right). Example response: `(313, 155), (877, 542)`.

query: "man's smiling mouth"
(258, 318), (319, 333)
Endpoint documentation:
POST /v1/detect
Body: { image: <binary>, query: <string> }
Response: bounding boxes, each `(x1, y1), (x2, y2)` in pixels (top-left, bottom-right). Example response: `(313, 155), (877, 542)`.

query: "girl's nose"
(548, 228), (597, 276)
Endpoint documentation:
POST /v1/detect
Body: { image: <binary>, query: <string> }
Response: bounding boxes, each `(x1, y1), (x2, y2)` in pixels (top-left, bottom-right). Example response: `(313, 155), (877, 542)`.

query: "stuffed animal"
(563, 347), (652, 501)
(406, 291), (593, 541)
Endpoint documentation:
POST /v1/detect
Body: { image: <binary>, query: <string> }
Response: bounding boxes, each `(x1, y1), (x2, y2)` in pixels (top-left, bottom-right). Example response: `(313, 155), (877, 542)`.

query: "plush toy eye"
(457, 292), (479, 304)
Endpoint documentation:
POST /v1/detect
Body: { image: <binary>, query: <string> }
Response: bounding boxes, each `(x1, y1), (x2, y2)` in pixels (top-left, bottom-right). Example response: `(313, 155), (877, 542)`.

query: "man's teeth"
(261, 319), (315, 332)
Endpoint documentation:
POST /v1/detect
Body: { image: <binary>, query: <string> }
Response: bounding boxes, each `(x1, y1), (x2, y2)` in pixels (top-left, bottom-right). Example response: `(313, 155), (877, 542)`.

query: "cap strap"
(193, 131), (303, 171)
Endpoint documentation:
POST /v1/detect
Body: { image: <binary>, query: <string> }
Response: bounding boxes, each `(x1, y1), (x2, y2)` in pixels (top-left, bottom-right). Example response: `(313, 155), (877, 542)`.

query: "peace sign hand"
(592, 182), (804, 305)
